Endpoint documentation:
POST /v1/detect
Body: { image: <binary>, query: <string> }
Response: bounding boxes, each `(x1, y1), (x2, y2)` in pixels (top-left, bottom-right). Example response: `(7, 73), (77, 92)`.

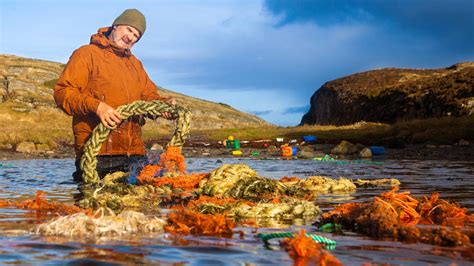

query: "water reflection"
(0, 158), (473, 265)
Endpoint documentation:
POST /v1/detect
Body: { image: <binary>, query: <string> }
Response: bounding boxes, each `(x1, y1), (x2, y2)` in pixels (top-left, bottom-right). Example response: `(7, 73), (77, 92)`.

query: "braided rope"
(257, 232), (336, 249)
(80, 100), (191, 184)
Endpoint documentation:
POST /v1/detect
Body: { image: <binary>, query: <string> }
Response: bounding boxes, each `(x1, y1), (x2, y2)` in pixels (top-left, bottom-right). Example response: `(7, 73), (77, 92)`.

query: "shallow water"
(0, 158), (473, 265)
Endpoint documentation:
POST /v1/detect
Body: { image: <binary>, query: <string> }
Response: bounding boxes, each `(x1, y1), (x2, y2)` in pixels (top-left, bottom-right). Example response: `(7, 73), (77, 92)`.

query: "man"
(54, 9), (175, 182)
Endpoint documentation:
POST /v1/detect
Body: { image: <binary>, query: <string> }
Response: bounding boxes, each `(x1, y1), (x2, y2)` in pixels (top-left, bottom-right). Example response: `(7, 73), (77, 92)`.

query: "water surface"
(0, 158), (473, 265)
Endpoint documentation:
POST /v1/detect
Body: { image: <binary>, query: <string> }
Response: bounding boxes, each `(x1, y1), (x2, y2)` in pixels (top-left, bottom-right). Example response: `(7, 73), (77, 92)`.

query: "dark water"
(0, 158), (473, 265)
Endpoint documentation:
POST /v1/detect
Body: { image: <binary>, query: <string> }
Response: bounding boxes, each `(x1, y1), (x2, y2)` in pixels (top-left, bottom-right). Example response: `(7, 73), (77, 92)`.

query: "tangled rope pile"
(80, 100), (191, 184)
(37, 209), (166, 237)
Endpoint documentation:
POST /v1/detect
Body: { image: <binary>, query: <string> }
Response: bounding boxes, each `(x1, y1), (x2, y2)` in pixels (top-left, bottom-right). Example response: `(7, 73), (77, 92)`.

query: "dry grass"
(1, 99), (472, 149)
(0, 102), (72, 147)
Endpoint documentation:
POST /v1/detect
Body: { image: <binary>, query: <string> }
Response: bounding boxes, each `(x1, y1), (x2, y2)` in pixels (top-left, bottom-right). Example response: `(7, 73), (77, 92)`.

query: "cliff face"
(0, 54), (270, 129)
(301, 63), (474, 125)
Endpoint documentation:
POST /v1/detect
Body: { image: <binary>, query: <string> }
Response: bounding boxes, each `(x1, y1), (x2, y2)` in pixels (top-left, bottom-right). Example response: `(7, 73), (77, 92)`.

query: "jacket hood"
(90, 27), (131, 57)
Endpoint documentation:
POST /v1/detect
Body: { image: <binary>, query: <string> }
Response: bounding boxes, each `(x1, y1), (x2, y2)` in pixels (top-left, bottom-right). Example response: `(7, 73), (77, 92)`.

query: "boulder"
(16, 141), (36, 153)
(267, 145), (279, 155)
(0, 143), (13, 150)
(150, 143), (164, 152)
(331, 140), (359, 155)
(298, 146), (316, 159)
(359, 148), (373, 158)
(35, 143), (50, 152)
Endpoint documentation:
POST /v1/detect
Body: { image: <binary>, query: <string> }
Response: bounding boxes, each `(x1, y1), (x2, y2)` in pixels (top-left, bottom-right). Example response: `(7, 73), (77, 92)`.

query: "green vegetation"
(0, 101), (72, 148)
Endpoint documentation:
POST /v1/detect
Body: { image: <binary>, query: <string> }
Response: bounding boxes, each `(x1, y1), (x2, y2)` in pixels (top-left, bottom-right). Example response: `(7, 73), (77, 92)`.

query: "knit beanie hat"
(112, 9), (146, 36)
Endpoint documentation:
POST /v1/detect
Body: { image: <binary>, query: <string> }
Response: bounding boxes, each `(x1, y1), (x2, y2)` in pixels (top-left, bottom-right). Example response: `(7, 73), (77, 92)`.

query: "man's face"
(109, 25), (140, 50)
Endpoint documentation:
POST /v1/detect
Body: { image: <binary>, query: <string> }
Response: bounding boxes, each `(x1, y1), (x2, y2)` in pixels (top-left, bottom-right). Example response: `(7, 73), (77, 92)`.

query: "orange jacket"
(54, 27), (167, 158)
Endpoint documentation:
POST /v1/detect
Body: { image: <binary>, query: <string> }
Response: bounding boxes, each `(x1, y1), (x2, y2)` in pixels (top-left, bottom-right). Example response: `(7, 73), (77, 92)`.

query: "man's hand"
(96, 102), (122, 129)
(162, 97), (176, 119)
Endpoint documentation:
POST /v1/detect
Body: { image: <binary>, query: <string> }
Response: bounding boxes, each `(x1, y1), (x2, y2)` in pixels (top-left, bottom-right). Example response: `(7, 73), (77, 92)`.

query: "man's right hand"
(96, 102), (122, 129)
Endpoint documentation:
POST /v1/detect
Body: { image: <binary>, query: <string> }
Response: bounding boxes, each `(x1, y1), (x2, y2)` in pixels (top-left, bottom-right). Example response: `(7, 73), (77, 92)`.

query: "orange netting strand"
(160, 146), (186, 173)
(279, 176), (301, 183)
(139, 173), (208, 191)
(0, 191), (91, 216)
(280, 229), (343, 266)
(136, 165), (163, 184)
(419, 192), (474, 227)
(378, 187), (420, 226)
(321, 189), (473, 247)
(164, 208), (235, 238)
(136, 146), (195, 188)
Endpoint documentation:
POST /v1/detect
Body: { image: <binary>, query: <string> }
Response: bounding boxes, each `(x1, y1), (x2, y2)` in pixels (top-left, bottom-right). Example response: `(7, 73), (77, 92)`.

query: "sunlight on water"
(0, 158), (473, 265)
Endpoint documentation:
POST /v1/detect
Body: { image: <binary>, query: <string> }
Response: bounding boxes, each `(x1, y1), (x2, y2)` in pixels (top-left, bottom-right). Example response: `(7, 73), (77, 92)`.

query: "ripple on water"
(0, 157), (473, 265)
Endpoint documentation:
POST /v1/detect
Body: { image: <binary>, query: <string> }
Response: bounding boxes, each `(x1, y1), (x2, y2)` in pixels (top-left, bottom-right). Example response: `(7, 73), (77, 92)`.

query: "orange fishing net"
(321, 188), (473, 247)
(160, 146), (186, 173)
(280, 176), (301, 182)
(165, 207), (235, 237)
(419, 192), (474, 226)
(141, 173), (208, 192)
(280, 229), (342, 266)
(136, 146), (200, 190)
(0, 190), (90, 216)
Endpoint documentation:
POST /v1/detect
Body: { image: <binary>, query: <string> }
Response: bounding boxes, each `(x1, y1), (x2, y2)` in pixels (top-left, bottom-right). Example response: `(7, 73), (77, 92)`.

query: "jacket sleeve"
(54, 48), (101, 116)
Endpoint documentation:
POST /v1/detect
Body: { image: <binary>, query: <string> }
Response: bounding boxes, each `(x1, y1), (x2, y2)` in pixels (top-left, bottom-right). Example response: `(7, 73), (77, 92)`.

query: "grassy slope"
(1, 54), (473, 148)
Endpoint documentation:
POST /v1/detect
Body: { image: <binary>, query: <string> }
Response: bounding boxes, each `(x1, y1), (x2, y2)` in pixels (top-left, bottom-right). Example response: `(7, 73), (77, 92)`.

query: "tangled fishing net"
(0, 190), (89, 216)
(37, 209), (166, 237)
(321, 187), (474, 247)
(280, 229), (342, 266)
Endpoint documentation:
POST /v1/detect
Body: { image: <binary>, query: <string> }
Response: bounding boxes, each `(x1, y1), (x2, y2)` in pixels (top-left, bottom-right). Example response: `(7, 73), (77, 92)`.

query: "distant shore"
(1, 141), (472, 162)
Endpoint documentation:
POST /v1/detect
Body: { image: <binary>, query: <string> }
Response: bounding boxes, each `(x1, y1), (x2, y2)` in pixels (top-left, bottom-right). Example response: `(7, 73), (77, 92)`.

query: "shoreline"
(1, 142), (472, 162)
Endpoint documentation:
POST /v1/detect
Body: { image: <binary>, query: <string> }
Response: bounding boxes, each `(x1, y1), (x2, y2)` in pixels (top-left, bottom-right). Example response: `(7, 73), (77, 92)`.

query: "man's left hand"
(162, 97), (176, 119)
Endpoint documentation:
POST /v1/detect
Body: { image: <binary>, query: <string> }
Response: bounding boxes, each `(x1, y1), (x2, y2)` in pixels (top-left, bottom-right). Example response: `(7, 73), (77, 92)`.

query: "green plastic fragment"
(318, 223), (343, 233)
(256, 232), (336, 250)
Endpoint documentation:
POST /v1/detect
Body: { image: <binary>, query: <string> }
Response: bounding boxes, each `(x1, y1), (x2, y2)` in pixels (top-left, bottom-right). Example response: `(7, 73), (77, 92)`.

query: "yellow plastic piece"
(231, 150), (242, 156)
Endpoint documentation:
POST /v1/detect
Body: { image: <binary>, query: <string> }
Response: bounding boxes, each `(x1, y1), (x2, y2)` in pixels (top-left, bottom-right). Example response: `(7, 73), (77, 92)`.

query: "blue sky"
(1, 0), (473, 126)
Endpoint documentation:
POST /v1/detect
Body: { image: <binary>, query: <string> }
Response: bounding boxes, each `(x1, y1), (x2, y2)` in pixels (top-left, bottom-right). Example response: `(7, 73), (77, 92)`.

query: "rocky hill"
(301, 63), (474, 125)
(0, 54), (269, 129)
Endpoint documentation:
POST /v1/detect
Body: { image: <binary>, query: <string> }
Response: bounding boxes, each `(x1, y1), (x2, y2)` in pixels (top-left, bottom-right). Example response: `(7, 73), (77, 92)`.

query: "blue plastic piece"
(292, 146), (298, 156)
(369, 146), (385, 155)
(303, 135), (317, 142)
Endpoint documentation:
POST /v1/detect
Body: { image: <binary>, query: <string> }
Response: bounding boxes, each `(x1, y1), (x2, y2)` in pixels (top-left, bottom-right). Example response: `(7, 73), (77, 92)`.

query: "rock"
(35, 143), (50, 152)
(331, 140), (359, 155)
(15, 141), (36, 153)
(356, 143), (365, 150)
(425, 144), (437, 149)
(150, 143), (163, 151)
(298, 146), (316, 159)
(300, 63), (474, 125)
(439, 145), (452, 148)
(0, 143), (13, 150)
(359, 148), (373, 158)
(458, 139), (470, 146)
(267, 145), (279, 155)
(299, 150), (316, 159)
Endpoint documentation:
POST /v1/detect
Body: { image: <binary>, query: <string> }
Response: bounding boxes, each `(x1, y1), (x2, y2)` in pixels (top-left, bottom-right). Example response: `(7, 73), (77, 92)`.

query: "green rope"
(257, 232), (336, 250)
(80, 100), (191, 184)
